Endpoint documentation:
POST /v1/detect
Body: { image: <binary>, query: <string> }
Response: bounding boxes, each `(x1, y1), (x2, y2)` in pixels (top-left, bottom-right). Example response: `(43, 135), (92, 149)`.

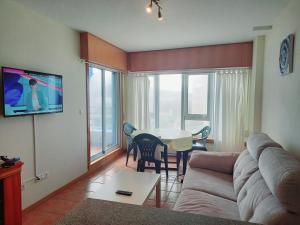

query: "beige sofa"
(173, 133), (300, 225)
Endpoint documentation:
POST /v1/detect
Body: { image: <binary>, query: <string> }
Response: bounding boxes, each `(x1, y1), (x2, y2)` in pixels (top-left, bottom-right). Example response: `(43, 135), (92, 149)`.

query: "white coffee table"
(89, 171), (161, 207)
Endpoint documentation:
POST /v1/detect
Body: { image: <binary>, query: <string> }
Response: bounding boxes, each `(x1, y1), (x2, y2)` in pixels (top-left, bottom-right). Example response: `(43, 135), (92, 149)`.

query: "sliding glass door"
(103, 70), (119, 151)
(88, 66), (119, 162)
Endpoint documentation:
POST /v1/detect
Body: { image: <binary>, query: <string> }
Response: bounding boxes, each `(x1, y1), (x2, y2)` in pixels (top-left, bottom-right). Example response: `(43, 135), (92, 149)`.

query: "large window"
(89, 66), (119, 162)
(186, 74), (209, 116)
(183, 74), (211, 133)
(148, 73), (211, 134)
(159, 74), (182, 130)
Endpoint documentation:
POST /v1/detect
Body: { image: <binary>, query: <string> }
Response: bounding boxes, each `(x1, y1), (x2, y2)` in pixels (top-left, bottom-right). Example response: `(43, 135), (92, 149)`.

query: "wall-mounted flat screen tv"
(2, 67), (63, 117)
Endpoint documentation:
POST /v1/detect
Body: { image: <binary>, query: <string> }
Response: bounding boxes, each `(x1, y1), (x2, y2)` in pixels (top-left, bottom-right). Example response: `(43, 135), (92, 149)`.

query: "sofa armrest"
(189, 151), (240, 174)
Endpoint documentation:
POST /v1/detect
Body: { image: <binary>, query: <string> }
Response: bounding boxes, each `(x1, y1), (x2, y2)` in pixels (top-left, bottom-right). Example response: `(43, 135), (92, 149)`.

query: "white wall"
(0, 0), (87, 208)
(262, 0), (300, 160)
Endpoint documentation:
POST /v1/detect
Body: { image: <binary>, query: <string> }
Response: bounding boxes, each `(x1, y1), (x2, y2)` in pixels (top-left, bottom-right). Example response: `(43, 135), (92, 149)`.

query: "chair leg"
(133, 147), (137, 161)
(126, 149), (130, 166)
(164, 153), (169, 178)
(176, 151), (182, 176)
(137, 160), (140, 172)
(154, 160), (161, 174)
(140, 160), (146, 172)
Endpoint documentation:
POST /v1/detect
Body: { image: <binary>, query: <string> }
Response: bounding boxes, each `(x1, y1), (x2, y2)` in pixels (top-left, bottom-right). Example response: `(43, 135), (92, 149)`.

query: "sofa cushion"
(249, 195), (289, 225)
(183, 167), (236, 201)
(233, 150), (259, 195)
(189, 151), (239, 174)
(247, 133), (282, 161)
(259, 147), (300, 214)
(237, 170), (282, 221)
(173, 189), (240, 221)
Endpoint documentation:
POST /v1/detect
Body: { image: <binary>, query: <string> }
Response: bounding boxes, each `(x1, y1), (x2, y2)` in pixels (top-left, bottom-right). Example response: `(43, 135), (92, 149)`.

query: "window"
(182, 74), (211, 132)
(186, 74), (209, 116)
(88, 66), (119, 162)
(185, 120), (210, 134)
(148, 73), (211, 134)
(159, 74), (182, 130)
(148, 76), (156, 129)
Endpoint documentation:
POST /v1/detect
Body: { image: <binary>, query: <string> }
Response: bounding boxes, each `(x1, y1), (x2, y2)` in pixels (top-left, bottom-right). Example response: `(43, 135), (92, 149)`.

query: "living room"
(0, 0), (299, 225)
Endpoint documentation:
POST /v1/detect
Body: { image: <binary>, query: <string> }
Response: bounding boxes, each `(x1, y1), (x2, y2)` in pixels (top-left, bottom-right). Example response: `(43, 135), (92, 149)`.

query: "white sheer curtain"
(211, 69), (253, 152)
(125, 74), (150, 129)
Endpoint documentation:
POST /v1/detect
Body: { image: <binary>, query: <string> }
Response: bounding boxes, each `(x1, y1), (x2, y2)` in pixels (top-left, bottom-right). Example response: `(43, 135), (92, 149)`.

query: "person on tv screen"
(26, 78), (48, 112)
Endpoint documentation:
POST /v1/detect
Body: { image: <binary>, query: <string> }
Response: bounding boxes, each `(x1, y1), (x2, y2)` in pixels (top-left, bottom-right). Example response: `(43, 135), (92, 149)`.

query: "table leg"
(156, 178), (161, 208)
(176, 151), (182, 176)
(182, 151), (189, 175)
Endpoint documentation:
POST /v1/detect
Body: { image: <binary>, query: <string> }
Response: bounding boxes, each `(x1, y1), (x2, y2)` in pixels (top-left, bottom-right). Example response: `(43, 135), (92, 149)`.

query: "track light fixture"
(146, 0), (153, 13)
(145, 0), (163, 21)
(158, 6), (163, 21)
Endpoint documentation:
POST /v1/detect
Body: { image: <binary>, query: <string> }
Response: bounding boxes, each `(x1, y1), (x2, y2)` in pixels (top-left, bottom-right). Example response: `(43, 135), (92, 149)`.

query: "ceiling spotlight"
(158, 7), (163, 21)
(145, 0), (164, 21)
(146, 0), (153, 13)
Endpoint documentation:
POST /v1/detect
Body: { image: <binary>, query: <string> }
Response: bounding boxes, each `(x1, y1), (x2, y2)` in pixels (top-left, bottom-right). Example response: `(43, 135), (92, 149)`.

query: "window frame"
(149, 72), (212, 131)
(88, 64), (120, 162)
(182, 73), (212, 130)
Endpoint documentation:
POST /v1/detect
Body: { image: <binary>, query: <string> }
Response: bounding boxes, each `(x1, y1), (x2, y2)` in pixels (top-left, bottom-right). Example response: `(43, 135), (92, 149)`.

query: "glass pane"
(104, 70), (118, 152)
(148, 76), (155, 129)
(89, 67), (103, 158)
(185, 120), (210, 135)
(159, 74), (181, 129)
(188, 75), (208, 115)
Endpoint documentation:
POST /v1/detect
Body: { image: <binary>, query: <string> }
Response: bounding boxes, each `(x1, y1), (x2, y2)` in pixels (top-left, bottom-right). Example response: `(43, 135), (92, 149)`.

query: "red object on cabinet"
(0, 161), (23, 225)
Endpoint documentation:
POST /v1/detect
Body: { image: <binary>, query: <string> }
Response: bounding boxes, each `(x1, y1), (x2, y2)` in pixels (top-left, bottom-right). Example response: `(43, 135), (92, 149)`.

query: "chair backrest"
(200, 126), (211, 139)
(123, 122), (137, 137)
(133, 133), (165, 162)
(194, 126), (211, 140)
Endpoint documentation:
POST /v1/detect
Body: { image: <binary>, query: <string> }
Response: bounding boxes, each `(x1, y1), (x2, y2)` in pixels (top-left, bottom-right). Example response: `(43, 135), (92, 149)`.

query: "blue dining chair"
(133, 133), (168, 177)
(123, 122), (137, 166)
(192, 126), (211, 151)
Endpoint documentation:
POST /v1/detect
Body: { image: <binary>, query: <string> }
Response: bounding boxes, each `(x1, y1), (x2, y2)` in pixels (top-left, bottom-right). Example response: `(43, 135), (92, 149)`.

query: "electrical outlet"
(35, 172), (49, 182)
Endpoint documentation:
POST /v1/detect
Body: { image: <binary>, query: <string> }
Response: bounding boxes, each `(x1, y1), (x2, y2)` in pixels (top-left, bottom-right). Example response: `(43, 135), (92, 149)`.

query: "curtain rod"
(127, 67), (252, 75)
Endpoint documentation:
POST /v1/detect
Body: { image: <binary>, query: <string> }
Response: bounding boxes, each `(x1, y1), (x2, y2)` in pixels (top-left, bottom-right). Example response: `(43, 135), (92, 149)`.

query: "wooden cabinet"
(0, 162), (23, 225)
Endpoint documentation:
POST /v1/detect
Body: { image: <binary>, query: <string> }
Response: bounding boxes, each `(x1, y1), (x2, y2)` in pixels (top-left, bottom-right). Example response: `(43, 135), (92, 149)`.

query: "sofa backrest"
(233, 150), (259, 195)
(246, 132), (282, 161)
(259, 147), (300, 214)
(233, 133), (300, 225)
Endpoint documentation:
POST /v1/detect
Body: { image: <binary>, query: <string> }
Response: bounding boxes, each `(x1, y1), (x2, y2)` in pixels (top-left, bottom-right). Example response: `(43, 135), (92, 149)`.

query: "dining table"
(133, 128), (193, 175)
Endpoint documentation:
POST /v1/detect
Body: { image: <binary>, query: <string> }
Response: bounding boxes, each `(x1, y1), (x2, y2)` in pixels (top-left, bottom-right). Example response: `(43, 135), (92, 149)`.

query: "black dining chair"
(123, 122), (137, 166)
(192, 126), (211, 151)
(133, 133), (168, 177)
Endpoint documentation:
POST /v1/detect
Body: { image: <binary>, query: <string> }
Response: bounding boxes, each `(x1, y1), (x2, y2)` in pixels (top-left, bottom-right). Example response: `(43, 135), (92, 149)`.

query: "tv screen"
(2, 67), (63, 117)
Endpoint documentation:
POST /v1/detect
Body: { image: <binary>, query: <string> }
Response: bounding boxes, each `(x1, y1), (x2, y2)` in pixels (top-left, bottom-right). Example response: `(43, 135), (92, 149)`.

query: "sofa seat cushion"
(183, 167), (236, 201)
(173, 189), (240, 221)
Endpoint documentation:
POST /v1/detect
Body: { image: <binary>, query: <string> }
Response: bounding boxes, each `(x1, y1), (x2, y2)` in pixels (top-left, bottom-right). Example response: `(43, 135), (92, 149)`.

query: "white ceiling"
(12, 0), (290, 52)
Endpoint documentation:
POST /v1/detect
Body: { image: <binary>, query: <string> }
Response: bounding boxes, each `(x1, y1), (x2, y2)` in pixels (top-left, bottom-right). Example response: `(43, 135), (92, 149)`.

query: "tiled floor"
(22, 154), (182, 225)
